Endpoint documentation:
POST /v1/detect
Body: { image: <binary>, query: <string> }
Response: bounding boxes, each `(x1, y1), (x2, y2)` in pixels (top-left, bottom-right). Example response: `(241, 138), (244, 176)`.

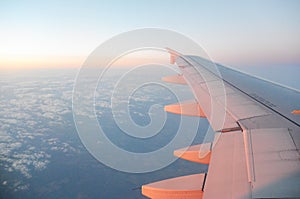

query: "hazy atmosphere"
(0, 1), (299, 199)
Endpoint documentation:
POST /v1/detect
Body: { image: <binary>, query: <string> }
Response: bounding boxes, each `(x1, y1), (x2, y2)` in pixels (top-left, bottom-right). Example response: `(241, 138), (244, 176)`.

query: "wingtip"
(165, 48), (181, 56)
(165, 48), (181, 64)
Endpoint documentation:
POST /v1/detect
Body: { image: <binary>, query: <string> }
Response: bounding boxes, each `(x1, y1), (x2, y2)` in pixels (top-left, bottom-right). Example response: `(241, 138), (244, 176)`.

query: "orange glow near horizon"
(1, 51), (299, 71)
(0, 55), (86, 70)
(0, 50), (170, 70)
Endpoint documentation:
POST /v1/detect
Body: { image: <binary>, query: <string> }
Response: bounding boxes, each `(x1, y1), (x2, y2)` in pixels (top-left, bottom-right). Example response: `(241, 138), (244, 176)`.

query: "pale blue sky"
(0, 0), (299, 68)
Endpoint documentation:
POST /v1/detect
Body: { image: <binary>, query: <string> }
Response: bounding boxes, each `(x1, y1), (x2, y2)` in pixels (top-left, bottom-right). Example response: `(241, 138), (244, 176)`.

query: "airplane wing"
(141, 49), (300, 199)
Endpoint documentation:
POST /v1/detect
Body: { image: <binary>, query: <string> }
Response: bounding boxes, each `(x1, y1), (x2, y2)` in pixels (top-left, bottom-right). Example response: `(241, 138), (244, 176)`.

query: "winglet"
(166, 48), (181, 64)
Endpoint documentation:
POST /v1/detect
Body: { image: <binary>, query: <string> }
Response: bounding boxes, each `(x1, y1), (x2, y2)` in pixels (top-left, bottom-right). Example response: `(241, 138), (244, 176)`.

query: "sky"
(0, 0), (299, 69)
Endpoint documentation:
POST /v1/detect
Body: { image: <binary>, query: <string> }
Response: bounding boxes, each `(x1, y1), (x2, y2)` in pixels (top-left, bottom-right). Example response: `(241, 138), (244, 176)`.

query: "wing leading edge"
(141, 49), (300, 199)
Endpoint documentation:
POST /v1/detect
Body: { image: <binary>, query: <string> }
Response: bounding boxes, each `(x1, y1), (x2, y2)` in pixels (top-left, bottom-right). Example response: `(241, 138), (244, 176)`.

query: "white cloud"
(0, 74), (80, 193)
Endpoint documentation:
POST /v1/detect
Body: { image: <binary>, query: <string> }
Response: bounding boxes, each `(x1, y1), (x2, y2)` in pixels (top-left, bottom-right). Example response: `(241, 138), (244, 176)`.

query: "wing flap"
(249, 128), (300, 198)
(204, 132), (251, 199)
